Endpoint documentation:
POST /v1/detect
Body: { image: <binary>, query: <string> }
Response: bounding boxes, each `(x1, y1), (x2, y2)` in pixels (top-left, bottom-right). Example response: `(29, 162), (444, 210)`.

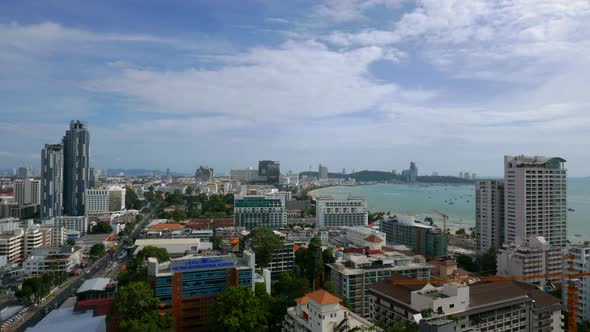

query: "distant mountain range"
(299, 170), (474, 184)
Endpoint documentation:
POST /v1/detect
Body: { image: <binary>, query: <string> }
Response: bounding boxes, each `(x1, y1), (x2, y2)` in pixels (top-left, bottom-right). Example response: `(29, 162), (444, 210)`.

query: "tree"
(185, 186), (194, 195)
(295, 247), (307, 276)
(580, 321), (590, 332)
(89, 243), (106, 258)
(254, 283), (287, 330)
(136, 246), (170, 262)
(456, 254), (478, 272)
(125, 187), (143, 210)
(209, 286), (267, 332)
(455, 228), (466, 236)
(91, 223), (113, 234)
(478, 246), (497, 275)
(249, 228), (283, 268)
(273, 272), (311, 302)
(211, 235), (223, 250)
(108, 281), (173, 332)
(322, 248), (336, 265)
(305, 237), (324, 289)
(321, 281), (337, 295)
(65, 239), (76, 246)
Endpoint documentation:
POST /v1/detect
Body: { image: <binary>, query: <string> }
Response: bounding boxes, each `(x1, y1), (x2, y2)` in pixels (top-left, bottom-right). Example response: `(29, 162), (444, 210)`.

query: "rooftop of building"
(77, 278), (115, 294)
(316, 194), (366, 201)
(329, 251), (428, 275)
(468, 281), (529, 307)
(506, 155), (566, 168)
(76, 233), (114, 243)
(147, 223), (184, 231)
(364, 235), (384, 243)
(304, 289), (342, 305)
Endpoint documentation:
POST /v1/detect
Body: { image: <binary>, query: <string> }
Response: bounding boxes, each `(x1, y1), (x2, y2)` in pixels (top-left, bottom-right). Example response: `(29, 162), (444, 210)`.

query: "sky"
(1, 0), (589, 176)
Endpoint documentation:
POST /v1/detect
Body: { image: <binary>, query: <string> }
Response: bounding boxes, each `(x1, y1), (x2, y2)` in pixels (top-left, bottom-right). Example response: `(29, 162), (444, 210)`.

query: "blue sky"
(1, 0), (589, 176)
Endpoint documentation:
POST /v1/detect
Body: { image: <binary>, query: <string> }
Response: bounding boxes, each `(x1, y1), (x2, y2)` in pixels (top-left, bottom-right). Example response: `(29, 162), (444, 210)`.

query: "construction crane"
(431, 209), (448, 233)
(391, 255), (588, 332)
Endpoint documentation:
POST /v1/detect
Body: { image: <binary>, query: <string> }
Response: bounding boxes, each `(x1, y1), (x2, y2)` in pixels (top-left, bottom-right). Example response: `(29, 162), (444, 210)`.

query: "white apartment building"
(315, 195), (368, 228)
(23, 246), (83, 276)
(345, 226), (387, 251)
(283, 289), (372, 332)
(504, 155), (567, 249)
(0, 227), (24, 263)
(327, 251), (431, 318)
(23, 227), (52, 259)
(14, 179), (41, 206)
(234, 195), (287, 229)
(497, 236), (562, 288)
(563, 242), (590, 322)
(46, 216), (89, 235)
(84, 186), (126, 215)
(230, 169), (259, 183)
(475, 179), (505, 254)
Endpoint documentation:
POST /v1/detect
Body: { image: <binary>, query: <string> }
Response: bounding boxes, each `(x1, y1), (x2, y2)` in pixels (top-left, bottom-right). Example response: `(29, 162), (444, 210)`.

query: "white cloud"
(265, 17), (289, 24)
(312, 0), (408, 23)
(84, 40), (424, 119)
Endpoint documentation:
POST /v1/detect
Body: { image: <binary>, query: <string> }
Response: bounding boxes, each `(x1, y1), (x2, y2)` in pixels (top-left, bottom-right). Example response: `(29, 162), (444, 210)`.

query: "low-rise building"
(327, 251), (431, 318)
(23, 246), (83, 276)
(381, 216), (448, 257)
(368, 276), (562, 332)
(47, 216), (89, 235)
(315, 195), (368, 228)
(147, 251), (255, 332)
(133, 238), (204, 258)
(0, 227), (24, 263)
(234, 195), (287, 229)
(74, 277), (117, 316)
(345, 226), (386, 250)
(283, 289), (372, 332)
(497, 236), (562, 288)
(268, 242), (295, 276)
(23, 226), (52, 259)
(75, 233), (116, 253)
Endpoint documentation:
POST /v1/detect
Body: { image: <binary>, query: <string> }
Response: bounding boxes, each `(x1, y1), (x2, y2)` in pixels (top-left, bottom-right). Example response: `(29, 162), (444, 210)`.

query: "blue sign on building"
(171, 257), (236, 272)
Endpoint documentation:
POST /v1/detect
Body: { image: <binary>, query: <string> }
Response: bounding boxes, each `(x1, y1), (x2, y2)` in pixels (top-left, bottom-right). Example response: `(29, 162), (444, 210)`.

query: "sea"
(313, 177), (590, 241)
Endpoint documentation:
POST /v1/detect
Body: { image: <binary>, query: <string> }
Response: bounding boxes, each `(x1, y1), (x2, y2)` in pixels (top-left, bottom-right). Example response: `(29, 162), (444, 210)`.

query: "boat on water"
(575, 234), (582, 237)
(449, 202), (454, 205)
(568, 208), (575, 212)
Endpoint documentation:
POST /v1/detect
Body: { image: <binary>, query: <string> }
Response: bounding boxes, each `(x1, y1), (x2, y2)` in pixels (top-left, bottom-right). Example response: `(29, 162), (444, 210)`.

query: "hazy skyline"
(1, 0), (589, 176)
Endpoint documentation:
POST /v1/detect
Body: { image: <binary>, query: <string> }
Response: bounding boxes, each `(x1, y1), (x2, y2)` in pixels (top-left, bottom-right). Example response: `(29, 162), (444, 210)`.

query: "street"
(7, 206), (158, 332)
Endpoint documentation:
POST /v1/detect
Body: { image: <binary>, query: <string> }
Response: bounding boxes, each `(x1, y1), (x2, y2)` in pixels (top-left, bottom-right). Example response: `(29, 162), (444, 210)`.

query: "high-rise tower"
(62, 120), (90, 216)
(41, 144), (64, 218)
(504, 155), (567, 248)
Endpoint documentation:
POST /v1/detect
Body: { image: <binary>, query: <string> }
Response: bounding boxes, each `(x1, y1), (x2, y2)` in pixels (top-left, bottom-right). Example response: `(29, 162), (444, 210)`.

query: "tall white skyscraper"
(41, 144), (64, 218)
(504, 155), (567, 249)
(475, 179), (505, 254)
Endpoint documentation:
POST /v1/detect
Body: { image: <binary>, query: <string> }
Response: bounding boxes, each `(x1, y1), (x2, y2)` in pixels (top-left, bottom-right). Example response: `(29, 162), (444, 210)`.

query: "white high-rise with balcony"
(504, 155), (567, 249)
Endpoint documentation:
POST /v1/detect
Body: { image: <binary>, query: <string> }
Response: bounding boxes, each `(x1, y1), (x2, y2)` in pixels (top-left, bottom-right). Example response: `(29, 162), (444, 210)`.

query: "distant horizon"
(1, 1), (589, 177)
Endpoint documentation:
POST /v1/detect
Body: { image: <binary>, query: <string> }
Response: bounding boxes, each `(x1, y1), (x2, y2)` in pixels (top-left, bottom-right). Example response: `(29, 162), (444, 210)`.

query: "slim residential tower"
(41, 144), (64, 218)
(62, 120), (90, 216)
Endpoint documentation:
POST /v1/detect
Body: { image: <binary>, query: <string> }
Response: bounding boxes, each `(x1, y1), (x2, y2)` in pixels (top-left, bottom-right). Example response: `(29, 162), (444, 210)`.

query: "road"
(8, 206), (158, 332)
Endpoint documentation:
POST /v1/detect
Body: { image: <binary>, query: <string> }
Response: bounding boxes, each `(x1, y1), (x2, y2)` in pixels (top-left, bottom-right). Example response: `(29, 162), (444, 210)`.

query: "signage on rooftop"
(171, 256), (235, 272)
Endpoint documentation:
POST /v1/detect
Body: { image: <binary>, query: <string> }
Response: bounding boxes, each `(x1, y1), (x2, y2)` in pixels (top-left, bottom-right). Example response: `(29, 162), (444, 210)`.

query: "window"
(450, 304), (455, 308)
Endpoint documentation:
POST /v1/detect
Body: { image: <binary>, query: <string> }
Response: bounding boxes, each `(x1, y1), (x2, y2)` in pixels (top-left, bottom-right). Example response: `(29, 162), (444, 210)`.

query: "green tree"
(322, 248), (336, 265)
(91, 223), (113, 234)
(273, 272), (311, 302)
(304, 237), (323, 289)
(321, 281), (337, 295)
(254, 283), (287, 330)
(455, 228), (466, 236)
(580, 321), (590, 332)
(136, 246), (170, 262)
(478, 246), (497, 275)
(125, 187), (143, 210)
(249, 228), (283, 268)
(108, 281), (173, 332)
(211, 235), (223, 250)
(185, 186), (194, 195)
(65, 239), (76, 246)
(295, 247), (307, 276)
(209, 286), (267, 332)
(456, 254), (478, 272)
(89, 243), (106, 258)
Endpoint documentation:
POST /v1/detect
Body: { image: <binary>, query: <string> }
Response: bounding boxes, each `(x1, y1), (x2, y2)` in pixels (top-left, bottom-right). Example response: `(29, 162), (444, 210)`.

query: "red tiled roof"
(148, 223), (184, 231)
(364, 235), (383, 243)
(295, 297), (309, 305)
(186, 218), (234, 229)
(305, 289), (342, 305)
